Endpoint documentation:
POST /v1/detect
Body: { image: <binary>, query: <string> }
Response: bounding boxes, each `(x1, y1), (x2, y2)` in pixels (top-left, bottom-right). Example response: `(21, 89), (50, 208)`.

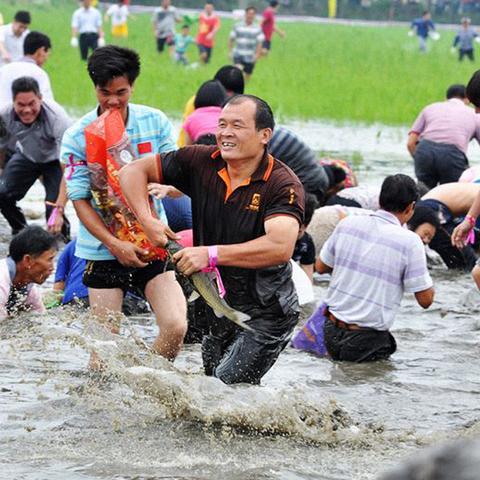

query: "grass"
(2, 1), (478, 125)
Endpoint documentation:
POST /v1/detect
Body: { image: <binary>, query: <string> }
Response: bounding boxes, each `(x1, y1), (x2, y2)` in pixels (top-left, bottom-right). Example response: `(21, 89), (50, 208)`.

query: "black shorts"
(233, 55), (256, 75)
(323, 318), (397, 362)
(83, 258), (172, 293)
(198, 44), (212, 62)
(156, 35), (174, 52)
(202, 307), (299, 384)
(262, 39), (271, 50)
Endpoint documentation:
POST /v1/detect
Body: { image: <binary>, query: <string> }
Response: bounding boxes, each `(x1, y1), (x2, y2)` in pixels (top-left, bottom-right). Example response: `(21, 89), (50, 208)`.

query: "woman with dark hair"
(182, 80), (226, 145)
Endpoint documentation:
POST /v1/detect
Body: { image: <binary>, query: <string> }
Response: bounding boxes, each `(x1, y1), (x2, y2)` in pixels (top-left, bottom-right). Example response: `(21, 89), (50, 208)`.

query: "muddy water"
(2, 121), (480, 480)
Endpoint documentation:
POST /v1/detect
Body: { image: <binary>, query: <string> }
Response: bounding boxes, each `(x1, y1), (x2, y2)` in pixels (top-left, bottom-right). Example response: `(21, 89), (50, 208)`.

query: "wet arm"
(407, 133), (419, 157)
(414, 287), (434, 308)
(216, 215), (299, 268)
(315, 257), (332, 274)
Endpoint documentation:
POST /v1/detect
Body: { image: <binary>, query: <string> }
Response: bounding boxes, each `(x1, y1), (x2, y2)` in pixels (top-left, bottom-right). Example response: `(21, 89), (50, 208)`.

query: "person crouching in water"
(316, 174), (434, 362)
(0, 226), (57, 319)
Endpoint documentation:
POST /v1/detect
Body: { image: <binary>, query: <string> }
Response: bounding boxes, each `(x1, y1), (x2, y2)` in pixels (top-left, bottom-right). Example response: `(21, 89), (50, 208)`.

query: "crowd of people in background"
(1, 2), (480, 387)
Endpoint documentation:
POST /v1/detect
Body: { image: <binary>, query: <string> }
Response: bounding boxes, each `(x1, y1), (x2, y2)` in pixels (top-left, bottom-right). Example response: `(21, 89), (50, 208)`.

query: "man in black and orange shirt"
(120, 94), (305, 385)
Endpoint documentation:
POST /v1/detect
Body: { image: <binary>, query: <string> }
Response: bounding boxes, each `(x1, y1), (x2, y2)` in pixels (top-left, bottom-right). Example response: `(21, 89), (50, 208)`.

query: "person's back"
(269, 126), (329, 203)
(317, 174), (433, 362)
(413, 98), (480, 153)
(324, 212), (426, 329)
(422, 182), (480, 216)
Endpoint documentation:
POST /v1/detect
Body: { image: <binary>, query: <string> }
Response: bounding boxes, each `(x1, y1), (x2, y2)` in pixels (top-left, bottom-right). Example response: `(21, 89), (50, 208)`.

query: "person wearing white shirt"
(71, 0), (103, 61)
(0, 31), (54, 108)
(106, 0), (130, 39)
(0, 11), (31, 66)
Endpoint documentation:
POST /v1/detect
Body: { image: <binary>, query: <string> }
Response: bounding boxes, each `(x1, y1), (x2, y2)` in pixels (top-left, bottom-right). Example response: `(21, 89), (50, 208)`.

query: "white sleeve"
(39, 71), (55, 103)
(71, 11), (80, 29)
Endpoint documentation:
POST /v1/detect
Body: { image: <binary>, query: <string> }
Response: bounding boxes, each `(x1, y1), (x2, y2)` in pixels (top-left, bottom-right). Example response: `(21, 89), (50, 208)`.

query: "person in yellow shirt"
(177, 65), (244, 147)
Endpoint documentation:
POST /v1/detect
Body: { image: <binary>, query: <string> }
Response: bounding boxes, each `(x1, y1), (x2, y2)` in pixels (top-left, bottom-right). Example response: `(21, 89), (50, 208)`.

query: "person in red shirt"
(261, 0), (285, 56)
(196, 1), (220, 64)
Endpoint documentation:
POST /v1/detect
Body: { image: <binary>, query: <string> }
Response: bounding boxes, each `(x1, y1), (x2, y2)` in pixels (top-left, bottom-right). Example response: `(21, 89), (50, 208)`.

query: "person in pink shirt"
(261, 0), (285, 56)
(196, 1), (221, 64)
(0, 226), (57, 320)
(407, 84), (480, 189)
(182, 80), (226, 145)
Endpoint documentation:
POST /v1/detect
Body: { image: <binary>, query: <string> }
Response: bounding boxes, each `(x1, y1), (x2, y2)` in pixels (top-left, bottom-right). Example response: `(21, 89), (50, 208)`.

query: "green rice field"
(1, 1), (479, 124)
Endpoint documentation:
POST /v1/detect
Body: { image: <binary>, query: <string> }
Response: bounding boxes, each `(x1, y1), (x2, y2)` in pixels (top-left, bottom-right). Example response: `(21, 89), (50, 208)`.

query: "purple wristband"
(208, 245), (218, 268)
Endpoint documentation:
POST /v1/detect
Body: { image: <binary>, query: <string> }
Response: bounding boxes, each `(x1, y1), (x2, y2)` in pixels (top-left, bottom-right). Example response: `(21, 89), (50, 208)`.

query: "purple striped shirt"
(320, 210), (433, 330)
(410, 98), (480, 154)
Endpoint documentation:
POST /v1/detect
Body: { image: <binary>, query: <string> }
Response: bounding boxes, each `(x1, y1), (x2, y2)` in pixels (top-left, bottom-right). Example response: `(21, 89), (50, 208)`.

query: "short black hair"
(14, 11), (31, 24)
(246, 6), (257, 13)
(407, 205), (440, 232)
(323, 165), (346, 187)
(194, 80), (227, 109)
(214, 65), (245, 94)
(270, 1), (279, 7)
(9, 226), (57, 263)
(11, 76), (41, 99)
(181, 24), (190, 29)
(24, 31), (51, 56)
(224, 94), (275, 131)
(304, 193), (319, 226)
(87, 45), (140, 87)
(446, 84), (466, 100)
(422, 10), (430, 15)
(466, 70), (480, 108)
(379, 174), (418, 213)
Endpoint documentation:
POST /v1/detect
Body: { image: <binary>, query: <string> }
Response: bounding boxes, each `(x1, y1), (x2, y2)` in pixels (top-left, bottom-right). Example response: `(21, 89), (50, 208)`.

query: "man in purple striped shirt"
(407, 84), (480, 189)
(316, 174), (434, 362)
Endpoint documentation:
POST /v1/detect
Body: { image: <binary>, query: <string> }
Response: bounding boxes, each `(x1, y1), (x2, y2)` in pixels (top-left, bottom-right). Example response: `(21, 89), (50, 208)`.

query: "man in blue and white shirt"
(61, 45), (187, 361)
(229, 6), (264, 80)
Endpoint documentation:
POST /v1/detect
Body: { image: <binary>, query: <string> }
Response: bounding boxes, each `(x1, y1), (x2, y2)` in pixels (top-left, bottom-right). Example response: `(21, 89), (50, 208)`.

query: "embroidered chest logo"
(246, 193), (261, 211)
(288, 188), (296, 205)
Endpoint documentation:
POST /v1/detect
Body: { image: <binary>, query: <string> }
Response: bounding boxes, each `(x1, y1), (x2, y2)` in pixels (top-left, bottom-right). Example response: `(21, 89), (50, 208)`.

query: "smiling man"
(0, 76), (71, 239)
(119, 94), (305, 384)
(61, 45), (187, 360)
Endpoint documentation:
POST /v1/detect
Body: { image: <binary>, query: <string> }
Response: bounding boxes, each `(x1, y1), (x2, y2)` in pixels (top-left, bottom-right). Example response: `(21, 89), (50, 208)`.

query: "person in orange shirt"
(196, 1), (220, 64)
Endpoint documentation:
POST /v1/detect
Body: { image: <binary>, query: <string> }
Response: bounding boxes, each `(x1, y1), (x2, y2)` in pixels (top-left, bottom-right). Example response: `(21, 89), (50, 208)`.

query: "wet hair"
(407, 205), (440, 232)
(323, 165), (346, 187)
(194, 80), (227, 109)
(14, 11), (31, 24)
(223, 94), (275, 131)
(304, 193), (319, 227)
(9, 226), (57, 263)
(214, 65), (245, 94)
(87, 45), (140, 87)
(195, 133), (217, 145)
(24, 32), (51, 56)
(246, 6), (257, 13)
(270, 1), (279, 6)
(11, 76), (41, 99)
(416, 181), (429, 197)
(446, 84), (466, 100)
(466, 70), (480, 108)
(379, 174), (418, 213)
